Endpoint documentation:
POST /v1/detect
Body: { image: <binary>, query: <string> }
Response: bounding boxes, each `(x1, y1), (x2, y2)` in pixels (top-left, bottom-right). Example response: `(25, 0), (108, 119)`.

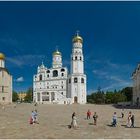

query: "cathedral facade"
(0, 53), (12, 104)
(132, 64), (140, 106)
(33, 33), (87, 104)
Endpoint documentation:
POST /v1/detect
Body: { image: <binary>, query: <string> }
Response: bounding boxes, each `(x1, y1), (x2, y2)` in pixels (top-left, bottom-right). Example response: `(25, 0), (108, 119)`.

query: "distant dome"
(53, 50), (61, 56)
(0, 53), (5, 60)
(72, 33), (83, 43)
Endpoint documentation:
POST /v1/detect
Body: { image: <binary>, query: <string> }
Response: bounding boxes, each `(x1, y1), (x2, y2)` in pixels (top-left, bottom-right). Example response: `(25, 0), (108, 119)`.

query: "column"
(49, 93), (51, 103)
(40, 92), (42, 103)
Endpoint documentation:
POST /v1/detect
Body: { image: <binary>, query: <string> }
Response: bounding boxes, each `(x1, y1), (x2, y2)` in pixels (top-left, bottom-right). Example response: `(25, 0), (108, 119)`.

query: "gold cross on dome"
(76, 30), (80, 36)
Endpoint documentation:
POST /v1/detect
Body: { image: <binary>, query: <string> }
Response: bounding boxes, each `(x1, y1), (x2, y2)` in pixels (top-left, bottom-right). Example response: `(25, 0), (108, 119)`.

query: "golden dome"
(72, 32), (83, 43)
(0, 53), (5, 60)
(53, 50), (61, 55)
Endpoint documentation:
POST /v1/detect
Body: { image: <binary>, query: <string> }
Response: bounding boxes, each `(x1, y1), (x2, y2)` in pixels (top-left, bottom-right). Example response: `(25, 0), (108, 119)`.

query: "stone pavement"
(0, 103), (139, 139)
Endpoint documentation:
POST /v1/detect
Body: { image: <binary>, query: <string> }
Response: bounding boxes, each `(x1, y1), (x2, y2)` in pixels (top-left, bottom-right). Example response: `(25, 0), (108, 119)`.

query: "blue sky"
(0, 1), (140, 94)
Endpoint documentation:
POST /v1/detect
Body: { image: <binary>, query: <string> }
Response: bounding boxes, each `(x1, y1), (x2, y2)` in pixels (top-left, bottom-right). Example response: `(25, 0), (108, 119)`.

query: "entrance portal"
(74, 96), (78, 103)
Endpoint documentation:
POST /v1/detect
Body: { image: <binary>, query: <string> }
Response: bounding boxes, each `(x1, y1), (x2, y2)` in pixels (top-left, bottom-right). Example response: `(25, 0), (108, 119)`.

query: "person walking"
(30, 111), (35, 124)
(112, 112), (117, 127)
(87, 109), (91, 120)
(127, 111), (132, 127)
(121, 108), (124, 118)
(71, 112), (77, 129)
(34, 109), (39, 124)
(131, 114), (135, 128)
(93, 112), (98, 125)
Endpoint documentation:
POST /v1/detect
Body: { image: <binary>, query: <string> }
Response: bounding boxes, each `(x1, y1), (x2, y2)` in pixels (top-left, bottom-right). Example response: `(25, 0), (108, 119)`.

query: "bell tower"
(68, 31), (87, 104)
(52, 49), (62, 68)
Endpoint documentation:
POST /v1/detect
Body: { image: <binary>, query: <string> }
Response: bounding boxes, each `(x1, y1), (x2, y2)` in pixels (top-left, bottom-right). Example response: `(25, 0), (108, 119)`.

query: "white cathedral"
(33, 32), (87, 104)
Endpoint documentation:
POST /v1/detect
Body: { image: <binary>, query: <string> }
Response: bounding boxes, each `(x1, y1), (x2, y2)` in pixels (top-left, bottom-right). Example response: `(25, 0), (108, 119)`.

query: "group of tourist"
(30, 109), (39, 124)
(127, 111), (135, 128)
(69, 109), (135, 129)
(87, 109), (98, 125)
(69, 109), (98, 129)
(111, 110), (135, 128)
(29, 108), (135, 129)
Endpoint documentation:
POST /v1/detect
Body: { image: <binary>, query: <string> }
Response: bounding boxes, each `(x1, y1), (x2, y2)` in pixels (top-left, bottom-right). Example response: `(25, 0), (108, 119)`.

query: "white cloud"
(93, 70), (108, 76)
(15, 77), (24, 82)
(6, 54), (46, 67)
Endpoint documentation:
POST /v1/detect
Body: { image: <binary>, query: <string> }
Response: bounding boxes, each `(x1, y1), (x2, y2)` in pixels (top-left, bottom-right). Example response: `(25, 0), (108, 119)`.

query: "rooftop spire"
(42, 61), (44, 65)
(76, 30), (80, 36)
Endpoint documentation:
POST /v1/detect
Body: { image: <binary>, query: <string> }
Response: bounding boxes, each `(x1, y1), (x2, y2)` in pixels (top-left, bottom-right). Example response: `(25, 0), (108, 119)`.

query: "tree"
(12, 91), (19, 102)
(24, 87), (33, 102)
(121, 87), (132, 101)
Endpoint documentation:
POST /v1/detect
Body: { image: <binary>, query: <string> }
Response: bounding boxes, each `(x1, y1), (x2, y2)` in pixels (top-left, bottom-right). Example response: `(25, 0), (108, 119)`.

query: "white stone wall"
(0, 70), (12, 104)
(33, 64), (69, 104)
(132, 65), (140, 105)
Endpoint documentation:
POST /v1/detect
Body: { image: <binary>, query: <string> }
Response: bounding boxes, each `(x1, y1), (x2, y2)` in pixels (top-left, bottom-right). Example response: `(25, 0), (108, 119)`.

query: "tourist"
(131, 114), (135, 128)
(72, 112), (75, 119)
(30, 111), (35, 124)
(87, 109), (91, 120)
(93, 112), (98, 125)
(71, 112), (77, 129)
(121, 108), (124, 118)
(112, 112), (117, 127)
(34, 109), (39, 124)
(127, 111), (132, 127)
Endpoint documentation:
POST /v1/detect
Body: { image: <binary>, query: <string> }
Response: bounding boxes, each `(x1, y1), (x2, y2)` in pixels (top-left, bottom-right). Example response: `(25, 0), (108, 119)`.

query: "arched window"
(47, 74), (49, 78)
(81, 78), (84, 83)
(75, 56), (77, 60)
(47, 70), (50, 73)
(74, 77), (78, 83)
(53, 70), (58, 77)
(61, 73), (64, 77)
(39, 75), (42, 81)
(80, 56), (82, 60)
(61, 68), (65, 72)
(69, 78), (71, 83)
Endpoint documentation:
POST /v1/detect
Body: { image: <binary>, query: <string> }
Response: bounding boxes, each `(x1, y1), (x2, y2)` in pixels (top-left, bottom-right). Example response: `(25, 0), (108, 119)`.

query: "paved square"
(0, 103), (139, 139)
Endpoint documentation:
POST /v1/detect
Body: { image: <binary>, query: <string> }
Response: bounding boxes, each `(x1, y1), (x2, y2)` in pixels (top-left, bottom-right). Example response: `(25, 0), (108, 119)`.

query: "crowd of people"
(111, 110), (135, 128)
(29, 108), (135, 129)
(69, 109), (135, 129)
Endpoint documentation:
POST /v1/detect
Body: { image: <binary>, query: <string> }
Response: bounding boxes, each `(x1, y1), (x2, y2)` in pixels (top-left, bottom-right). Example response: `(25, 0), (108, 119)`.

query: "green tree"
(121, 87), (132, 101)
(12, 91), (19, 102)
(24, 87), (33, 102)
(94, 87), (105, 104)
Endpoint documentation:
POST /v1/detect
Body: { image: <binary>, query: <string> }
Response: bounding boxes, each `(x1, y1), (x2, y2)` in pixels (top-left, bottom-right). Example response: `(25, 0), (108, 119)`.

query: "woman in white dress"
(127, 112), (132, 127)
(71, 112), (77, 129)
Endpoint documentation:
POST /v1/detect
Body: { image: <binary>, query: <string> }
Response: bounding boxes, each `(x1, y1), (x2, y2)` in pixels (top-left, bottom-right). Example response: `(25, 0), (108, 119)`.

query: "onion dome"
(53, 50), (61, 55)
(72, 31), (83, 43)
(0, 53), (5, 60)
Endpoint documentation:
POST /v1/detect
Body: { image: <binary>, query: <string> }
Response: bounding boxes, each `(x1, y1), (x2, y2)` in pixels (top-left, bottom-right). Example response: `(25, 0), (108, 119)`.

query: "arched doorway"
(74, 96), (78, 103)
(37, 93), (40, 101)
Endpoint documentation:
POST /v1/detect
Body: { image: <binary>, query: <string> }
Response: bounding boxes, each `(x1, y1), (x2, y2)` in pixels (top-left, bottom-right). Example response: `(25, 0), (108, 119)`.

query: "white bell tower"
(52, 50), (62, 68)
(69, 31), (87, 104)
